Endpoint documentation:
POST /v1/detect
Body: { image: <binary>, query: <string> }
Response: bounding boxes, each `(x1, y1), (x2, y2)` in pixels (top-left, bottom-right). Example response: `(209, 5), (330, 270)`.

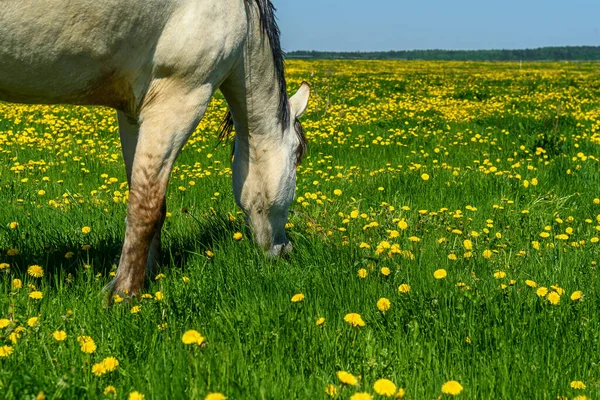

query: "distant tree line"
(287, 46), (600, 61)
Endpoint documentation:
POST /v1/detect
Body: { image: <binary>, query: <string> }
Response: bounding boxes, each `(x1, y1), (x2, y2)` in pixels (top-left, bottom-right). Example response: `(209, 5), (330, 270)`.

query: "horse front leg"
(109, 83), (213, 299)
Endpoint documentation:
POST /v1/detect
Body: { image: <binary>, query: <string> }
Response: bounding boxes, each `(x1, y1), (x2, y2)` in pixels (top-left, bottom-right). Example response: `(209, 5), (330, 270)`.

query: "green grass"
(1, 60), (600, 399)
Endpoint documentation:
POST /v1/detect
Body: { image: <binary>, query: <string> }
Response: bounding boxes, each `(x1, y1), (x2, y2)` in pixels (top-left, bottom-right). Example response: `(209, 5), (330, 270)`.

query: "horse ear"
(289, 81), (310, 118)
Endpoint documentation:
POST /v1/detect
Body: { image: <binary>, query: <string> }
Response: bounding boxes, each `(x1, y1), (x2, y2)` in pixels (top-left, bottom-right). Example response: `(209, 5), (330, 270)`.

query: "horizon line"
(286, 45), (600, 53)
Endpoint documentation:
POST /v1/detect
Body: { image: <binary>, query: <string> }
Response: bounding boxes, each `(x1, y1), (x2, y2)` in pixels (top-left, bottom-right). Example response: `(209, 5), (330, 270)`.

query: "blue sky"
(273, 0), (599, 51)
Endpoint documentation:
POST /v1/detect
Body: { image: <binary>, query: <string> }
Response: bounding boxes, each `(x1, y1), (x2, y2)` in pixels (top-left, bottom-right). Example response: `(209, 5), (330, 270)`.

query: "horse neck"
(220, 12), (287, 150)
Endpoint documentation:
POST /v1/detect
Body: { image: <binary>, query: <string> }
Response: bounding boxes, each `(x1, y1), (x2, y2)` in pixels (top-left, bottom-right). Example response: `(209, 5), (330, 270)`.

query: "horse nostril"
(266, 245), (282, 258)
(265, 241), (293, 258)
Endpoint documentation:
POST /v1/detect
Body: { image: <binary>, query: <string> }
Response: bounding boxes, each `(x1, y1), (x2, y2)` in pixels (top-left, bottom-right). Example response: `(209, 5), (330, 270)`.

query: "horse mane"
(218, 0), (307, 165)
(253, 0), (289, 128)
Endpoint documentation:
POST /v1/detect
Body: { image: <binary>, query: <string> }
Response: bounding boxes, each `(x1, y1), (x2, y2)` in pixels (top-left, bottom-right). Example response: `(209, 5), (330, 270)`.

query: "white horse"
(0, 0), (310, 298)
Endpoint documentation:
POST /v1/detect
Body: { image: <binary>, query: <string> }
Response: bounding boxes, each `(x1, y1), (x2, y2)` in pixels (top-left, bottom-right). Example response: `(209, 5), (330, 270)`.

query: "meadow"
(1, 60), (599, 399)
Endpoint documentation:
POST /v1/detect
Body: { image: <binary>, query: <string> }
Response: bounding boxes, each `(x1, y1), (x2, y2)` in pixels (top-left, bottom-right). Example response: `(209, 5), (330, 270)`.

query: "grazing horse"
(0, 0), (310, 298)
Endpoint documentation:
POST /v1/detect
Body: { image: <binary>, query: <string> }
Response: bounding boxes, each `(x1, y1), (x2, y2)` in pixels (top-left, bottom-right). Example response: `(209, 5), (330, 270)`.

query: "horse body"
(0, 0), (244, 112)
(0, 0), (309, 297)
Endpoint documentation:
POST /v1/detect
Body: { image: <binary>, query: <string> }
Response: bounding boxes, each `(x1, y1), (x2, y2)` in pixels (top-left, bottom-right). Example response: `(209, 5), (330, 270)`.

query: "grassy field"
(1, 60), (600, 399)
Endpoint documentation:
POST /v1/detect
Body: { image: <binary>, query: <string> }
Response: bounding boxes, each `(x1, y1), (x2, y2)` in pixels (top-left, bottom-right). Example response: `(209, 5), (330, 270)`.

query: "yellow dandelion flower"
(0, 319), (10, 329)
(536, 287), (548, 297)
(0, 345), (13, 358)
(113, 294), (124, 303)
(482, 249), (492, 259)
(81, 226), (91, 234)
(441, 380), (463, 396)
(52, 330), (67, 341)
(0, 262), (9, 270)
(396, 388), (406, 399)
(182, 330), (205, 346)
(344, 313), (365, 327)
(433, 269), (447, 279)
(547, 292), (560, 305)
(128, 391), (144, 400)
(92, 362), (107, 376)
(27, 317), (39, 327)
(205, 250), (214, 258)
(333, 189), (342, 196)
(27, 265), (44, 278)
(464, 239), (474, 250)
(316, 317), (325, 326)
(551, 286), (564, 296)
(233, 232), (243, 241)
(81, 340), (97, 353)
(205, 393), (227, 400)
(155, 291), (164, 301)
(380, 267), (391, 276)
(29, 291), (43, 300)
(377, 298), (391, 312)
(571, 291), (583, 301)
(493, 271), (506, 279)
(397, 220), (408, 230)
(9, 222), (19, 229)
(291, 293), (305, 303)
(373, 378), (396, 396)
(7, 249), (19, 256)
(130, 305), (141, 314)
(336, 370), (358, 386)
(104, 386), (117, 396)
(77, 336), (97, 354)
(421, 173), (430, 181)
(570, 381), (586, 389)
(102, 356), (119, 372)
(398, 284), (411, 294)
(447, 253), (457, 260)
(325, 384), (337, 397)
(357, 268), (368, 278)
(9, 332), (20, 344)
(525, 280), (537, 288)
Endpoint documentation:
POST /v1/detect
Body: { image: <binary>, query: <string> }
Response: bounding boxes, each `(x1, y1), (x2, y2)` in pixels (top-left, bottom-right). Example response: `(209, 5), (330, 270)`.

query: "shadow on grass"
(1, 211), (235, 288)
